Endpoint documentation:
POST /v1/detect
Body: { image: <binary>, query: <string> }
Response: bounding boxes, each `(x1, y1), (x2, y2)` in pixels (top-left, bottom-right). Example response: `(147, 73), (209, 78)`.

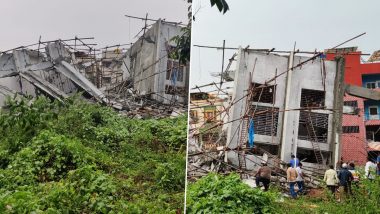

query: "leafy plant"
(0, 96), (187, 213)
(210, 0), (229, 14)
(187, 173), (276, 214)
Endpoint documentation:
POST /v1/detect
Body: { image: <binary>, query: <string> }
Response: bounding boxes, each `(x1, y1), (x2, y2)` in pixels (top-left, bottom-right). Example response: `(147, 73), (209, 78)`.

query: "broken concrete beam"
(0, 70), (18, 78)
(55, 61), (108, 103)
(19, 72), (68, 103)
(345, 84), (380, 100)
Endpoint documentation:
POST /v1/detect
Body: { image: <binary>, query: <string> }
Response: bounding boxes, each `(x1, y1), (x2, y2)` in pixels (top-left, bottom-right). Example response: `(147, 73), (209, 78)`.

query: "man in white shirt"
(324, 165), (339, 195)
(365, 159), (377, 180)
(296, 162), (304, 195)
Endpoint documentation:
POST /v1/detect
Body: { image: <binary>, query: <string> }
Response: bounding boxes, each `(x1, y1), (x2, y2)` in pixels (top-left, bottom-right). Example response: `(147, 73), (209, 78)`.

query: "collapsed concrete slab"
(0, 38), (187, 116)
(0, 41), (113, 108)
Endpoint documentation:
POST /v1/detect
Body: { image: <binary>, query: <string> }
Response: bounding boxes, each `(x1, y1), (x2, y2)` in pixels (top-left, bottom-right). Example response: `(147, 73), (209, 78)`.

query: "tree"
(172, 0), (229, 64)
(210, 0), (229, 14)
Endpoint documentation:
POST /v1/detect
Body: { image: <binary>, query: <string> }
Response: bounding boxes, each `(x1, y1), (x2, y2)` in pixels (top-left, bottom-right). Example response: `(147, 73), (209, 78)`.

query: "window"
(300, 89), (325, 108)
(298, 111), (329, 143)
(166, 60), (184, 82)
(343, 101), (358, 108)
(250, 83), (276, 104)
(366, 82), (376, 89)
(102, 61), (112, 68)
(369, 106), (378, 115)
(190, 110), (198, 123)
(204, 106), (216, 122)
(248, 106), (279, 136)
(190, 110), (198, 118)
(368, 106), (379, 120)
(204, 111), (215, 122)
(190, 92), (209, 100)
(102, 76), (111, 84)
(342, 126), (359, 133)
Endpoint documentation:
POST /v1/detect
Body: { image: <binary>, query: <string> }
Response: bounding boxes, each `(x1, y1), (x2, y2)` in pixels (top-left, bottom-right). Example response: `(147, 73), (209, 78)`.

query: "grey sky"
(0, 0), (188, 51)
(190, 0), (380, 91)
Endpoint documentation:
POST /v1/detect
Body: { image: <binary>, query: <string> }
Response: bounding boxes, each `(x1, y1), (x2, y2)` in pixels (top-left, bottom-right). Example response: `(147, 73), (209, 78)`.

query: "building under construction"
(226, 48), (345, 171)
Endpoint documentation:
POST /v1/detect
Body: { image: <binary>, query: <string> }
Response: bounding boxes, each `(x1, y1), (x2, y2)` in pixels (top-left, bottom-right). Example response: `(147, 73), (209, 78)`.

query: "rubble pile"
(0, 40), (186, 118)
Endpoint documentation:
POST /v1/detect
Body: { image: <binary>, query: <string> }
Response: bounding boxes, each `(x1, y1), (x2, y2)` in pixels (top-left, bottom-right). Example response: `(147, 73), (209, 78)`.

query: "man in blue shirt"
(338, 163), (353, 201)
(289, 155), (299, 168)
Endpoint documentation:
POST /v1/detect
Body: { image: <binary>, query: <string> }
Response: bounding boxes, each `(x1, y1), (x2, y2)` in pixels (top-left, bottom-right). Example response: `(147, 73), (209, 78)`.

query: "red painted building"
(327, 48), (380, 165)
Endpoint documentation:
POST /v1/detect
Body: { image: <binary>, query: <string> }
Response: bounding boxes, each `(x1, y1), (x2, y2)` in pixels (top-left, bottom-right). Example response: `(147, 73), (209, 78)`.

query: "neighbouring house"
(226, 48), (345, 170)
(189, 92), (228, 150)
(326, 47), (380, 165)
(124, 19), (189, 105)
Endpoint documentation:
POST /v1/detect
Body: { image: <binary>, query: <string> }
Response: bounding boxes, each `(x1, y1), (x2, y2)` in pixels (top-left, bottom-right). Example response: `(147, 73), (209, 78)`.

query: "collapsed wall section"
(126, 20), (188, 105)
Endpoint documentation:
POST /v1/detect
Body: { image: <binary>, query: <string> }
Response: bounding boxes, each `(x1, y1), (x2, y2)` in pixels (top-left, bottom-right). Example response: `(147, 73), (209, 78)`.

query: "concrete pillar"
(226, 48), (249, 149)
(332, 57), (345, 167)
(280, 52), (295, 161)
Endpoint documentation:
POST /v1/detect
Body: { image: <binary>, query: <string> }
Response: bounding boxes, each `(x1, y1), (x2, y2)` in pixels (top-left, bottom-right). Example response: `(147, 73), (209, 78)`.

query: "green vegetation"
(187, 173), (380, 214)
(186, 173), (276, 214)
(0, 96), (187, 213)
(277, 176), (380, 214)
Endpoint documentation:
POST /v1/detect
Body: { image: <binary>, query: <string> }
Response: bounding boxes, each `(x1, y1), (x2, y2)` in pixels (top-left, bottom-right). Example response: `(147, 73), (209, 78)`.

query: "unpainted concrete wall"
(126, 20), (188, 104)
(227, 48), (338, 166)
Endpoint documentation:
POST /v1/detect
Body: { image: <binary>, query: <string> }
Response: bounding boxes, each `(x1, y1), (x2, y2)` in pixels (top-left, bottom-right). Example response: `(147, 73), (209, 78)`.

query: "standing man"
(289, 155), (299, 168)
(296, 162), (304, 195)
(365, 158), (377, 180)
(255, 161), (271, 191)
(347, 163), (359, 196)
(287, 163), (298, 198)
(324, 165), (339, 195)
(338, 163), (353, 201)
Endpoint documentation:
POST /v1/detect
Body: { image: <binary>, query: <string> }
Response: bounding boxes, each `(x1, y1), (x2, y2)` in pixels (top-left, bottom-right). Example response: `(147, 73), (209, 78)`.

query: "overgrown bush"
(0, 96), (187, 213)
(187, 173), (276, 214)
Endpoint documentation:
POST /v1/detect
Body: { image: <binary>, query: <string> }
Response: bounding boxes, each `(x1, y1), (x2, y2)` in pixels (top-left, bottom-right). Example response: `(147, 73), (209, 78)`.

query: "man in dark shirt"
(255, 162), (271, 191)
(338, 163), (353, 201)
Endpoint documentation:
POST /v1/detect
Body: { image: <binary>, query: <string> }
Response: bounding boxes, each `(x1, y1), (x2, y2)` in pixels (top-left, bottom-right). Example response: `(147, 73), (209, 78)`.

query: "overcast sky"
(0, 0), (188, 51)
(190, 0), (380, 91)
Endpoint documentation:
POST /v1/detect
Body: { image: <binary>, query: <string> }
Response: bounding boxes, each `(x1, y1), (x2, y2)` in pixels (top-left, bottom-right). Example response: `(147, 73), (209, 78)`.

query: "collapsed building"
(0, 19), (189, 117)
(0, 41), (112, 107)
(226, 48), (345, 171)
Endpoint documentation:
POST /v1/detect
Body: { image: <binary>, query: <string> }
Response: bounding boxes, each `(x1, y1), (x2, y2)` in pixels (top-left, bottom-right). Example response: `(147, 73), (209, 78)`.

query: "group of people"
(254, 155), (305, 199)
(324, 155), (380, 201)
(255, 154), (380, 200)
(286, 155), (304, 198)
